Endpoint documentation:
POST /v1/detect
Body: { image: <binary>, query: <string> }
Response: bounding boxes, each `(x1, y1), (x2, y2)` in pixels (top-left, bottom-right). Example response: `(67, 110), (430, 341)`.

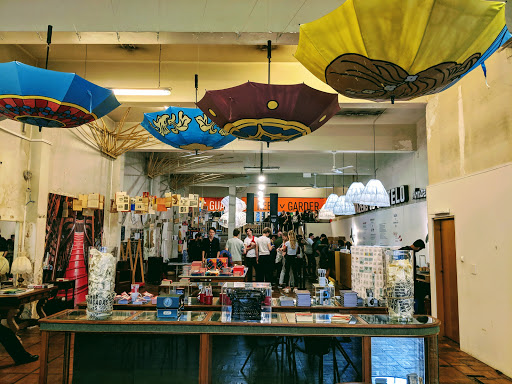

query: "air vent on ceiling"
(118, 44), (138, 51)
(337, 109), (385, 117)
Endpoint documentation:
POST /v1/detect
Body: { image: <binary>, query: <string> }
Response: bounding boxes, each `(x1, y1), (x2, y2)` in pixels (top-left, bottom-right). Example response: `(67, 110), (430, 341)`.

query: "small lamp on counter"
(11, 252), (32, 287)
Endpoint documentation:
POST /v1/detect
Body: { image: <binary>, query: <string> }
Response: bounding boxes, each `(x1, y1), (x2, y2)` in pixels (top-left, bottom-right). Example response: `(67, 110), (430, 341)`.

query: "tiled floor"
(1, 326), (511, 383)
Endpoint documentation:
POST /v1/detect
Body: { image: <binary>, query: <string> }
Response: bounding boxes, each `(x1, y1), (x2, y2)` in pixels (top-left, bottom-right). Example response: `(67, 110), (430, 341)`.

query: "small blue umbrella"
(141, 106), (236, 153)
(0, 61), (120, 129)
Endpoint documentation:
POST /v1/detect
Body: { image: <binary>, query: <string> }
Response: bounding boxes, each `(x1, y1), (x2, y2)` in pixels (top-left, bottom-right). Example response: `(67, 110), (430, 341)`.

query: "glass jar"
(385, 249), (414, 322)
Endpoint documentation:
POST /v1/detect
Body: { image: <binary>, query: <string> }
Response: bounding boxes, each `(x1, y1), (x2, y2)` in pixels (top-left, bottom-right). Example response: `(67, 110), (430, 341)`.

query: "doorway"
(433, 218), (460, 343)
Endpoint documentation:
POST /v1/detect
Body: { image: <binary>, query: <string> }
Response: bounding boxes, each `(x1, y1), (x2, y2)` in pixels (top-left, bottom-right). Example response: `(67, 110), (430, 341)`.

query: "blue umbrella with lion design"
(140, 106), (236, 153)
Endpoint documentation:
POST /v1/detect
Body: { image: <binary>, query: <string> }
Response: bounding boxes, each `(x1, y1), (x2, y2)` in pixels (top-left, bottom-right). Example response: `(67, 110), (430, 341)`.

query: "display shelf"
(50, 309), (138, 321)
(132, 310), (208, 322)
(39, 309), (440, 384)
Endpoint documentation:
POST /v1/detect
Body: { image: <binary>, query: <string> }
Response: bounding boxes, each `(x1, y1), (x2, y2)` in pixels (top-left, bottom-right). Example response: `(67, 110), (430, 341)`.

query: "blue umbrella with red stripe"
(0, 61), (120, 129)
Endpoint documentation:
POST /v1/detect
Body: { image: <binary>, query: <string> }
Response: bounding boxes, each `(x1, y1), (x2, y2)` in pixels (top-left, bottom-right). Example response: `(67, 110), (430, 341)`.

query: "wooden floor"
(0, 326), (510, 383)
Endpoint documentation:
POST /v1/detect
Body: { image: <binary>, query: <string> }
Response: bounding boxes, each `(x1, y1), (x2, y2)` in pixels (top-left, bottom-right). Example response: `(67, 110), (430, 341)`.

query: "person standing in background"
(282, 231), (300, 289)
(225, 229), (244, 266)
(202, 228), (220, 263)
(188, 233), (203, 262)
(303, 233), (315, 277)
(243, 228), (258, 282)
(256, 227), (274, 282)
(292, 210), (300, 233)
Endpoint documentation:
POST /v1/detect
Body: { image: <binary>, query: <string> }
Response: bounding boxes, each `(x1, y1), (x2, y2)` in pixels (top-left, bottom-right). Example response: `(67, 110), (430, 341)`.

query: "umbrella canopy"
(219, 212), (247, 229)
(295, 0), (510, 102)
(196, 82), (340, 143)
(221, 196), (247, 212)
(0, 61), (120, 128)
(141, 106), (235, 152)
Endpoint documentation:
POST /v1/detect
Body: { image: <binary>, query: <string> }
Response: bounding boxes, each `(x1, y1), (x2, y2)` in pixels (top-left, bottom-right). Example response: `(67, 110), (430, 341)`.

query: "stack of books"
(295, 290), (311, 307)
(295, 313), (314, 323)
(339, 290), (358, 307)
(331, 314), (353, 324)
(279, 296), (294, 306)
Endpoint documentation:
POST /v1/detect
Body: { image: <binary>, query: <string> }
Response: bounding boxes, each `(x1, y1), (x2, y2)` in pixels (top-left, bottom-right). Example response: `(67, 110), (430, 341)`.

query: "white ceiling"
(0, 0), (428, 186)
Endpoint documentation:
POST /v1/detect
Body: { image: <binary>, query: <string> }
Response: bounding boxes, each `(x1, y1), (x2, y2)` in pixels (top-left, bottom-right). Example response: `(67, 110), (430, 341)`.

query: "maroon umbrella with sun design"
(196, 82), (340, 143)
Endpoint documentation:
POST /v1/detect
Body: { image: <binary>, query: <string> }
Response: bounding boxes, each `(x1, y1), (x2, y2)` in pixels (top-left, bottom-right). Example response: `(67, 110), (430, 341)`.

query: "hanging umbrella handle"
(87, 90), (93, 113)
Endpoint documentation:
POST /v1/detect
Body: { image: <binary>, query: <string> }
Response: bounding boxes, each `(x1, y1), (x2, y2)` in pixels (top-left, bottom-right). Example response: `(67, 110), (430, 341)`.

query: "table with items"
(39, 308), (439, 384)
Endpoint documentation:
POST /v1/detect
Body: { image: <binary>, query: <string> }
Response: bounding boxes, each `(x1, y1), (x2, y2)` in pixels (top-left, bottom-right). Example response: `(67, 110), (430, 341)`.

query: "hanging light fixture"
(333, 154), (356, 215)
(318, 207), (335, 220)
(354, 117), (390, 207)
(345, 153), (365, 203)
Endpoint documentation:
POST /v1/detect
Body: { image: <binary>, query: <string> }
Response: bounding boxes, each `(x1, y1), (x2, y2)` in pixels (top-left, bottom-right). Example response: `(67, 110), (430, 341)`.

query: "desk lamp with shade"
(10, 251), (32, 287)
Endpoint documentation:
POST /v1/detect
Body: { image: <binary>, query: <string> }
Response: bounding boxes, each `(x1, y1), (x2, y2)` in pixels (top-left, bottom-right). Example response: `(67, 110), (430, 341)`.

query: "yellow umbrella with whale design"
(295, 0), (510, 102)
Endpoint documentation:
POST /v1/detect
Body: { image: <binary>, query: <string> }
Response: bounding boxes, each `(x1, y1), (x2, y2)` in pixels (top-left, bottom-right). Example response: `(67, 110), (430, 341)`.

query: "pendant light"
(354, 118), (390, 207)
(324, 176), (338, 211)
(333, 154), (356, 215)
(345, 153), (365, 203)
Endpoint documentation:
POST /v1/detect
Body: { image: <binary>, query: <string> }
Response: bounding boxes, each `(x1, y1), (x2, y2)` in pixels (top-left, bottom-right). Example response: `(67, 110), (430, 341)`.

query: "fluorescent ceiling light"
(258, 184), (266, 191)
(257, 191), (264, 197)
(112, 88), (171, 96)
(258, 174), (266, 182)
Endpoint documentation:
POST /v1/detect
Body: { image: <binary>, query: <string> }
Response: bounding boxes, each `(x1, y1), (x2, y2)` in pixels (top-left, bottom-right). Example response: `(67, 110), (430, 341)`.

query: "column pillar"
(228, 186), (236, 237)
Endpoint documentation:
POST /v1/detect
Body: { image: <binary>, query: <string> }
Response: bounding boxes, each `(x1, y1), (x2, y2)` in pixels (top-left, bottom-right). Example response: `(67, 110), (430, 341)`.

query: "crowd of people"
(187, 224), (352, 291)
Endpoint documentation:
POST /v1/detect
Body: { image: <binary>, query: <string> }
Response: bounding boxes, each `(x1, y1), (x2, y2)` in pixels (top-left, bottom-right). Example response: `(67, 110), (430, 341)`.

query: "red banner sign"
(203, 197), (326, 212)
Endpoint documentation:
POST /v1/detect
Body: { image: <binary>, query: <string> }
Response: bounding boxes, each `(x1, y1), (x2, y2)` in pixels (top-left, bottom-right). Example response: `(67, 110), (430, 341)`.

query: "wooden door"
(434, 218), (460, 343)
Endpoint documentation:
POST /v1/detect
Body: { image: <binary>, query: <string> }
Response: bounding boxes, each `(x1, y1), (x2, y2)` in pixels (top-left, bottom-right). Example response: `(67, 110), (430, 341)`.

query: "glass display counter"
(39, 310), (440, 384)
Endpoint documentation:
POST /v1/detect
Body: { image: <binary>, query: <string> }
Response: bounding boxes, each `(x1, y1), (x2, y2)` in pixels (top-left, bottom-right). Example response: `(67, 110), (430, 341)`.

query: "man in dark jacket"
(202, 228), (220, 262)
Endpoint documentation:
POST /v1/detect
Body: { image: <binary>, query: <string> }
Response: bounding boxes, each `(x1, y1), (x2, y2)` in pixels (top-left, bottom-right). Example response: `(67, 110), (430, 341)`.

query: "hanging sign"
(203, 197), (327, 212)
(413, 188), (427, 200)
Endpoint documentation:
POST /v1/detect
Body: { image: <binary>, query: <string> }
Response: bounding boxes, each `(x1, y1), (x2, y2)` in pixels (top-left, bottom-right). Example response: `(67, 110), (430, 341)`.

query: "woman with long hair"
(282, 230), (300, 289)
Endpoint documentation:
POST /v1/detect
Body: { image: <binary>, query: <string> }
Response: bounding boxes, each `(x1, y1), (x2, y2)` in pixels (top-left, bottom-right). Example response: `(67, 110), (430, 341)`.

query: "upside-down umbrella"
(0, 62), (120, 128)
(141, 106), (235, 152)
(219, 212), (247, 229)
(295, 0), (510, 102)
(221, 196), (247, 212)
(197, 82), (340, 143)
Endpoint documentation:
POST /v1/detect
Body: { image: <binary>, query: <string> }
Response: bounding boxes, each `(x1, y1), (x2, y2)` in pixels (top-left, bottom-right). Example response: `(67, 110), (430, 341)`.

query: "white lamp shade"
(221, 196), (247, 212)
(11, 255), (32, 274)
(333, 195), (356, 215)
(219, 212), (247, 228)
(318, 207), (335, 220)
(355, 179), (390, 207)
(0, 255), (9, 275)
(324, 194), (338, 210)
(345, 182), (365, 203)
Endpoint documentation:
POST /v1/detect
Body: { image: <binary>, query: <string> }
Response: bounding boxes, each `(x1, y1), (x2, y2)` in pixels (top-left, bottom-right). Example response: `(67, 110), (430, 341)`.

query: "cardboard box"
(157, 204), (167, 212)
(156, 294), (183, 309)
(82, 208), (94, 216)
(72, 199), (83, 211)
(135, 196), (143, 203)
(117, 202), (130, 212)
(135, 203), (148, 211)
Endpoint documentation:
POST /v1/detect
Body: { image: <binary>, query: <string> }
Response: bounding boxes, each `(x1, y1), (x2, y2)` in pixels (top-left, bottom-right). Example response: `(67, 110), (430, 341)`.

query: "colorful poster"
(43, 193), (103, 304)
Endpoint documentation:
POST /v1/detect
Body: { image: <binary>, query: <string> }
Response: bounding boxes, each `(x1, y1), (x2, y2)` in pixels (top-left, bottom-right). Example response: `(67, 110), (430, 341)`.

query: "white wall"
(331, 201), (429, 265)
(427, 163), (512, 378)
(360, 117), (428, 193)
(0, 122), (124, 283)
